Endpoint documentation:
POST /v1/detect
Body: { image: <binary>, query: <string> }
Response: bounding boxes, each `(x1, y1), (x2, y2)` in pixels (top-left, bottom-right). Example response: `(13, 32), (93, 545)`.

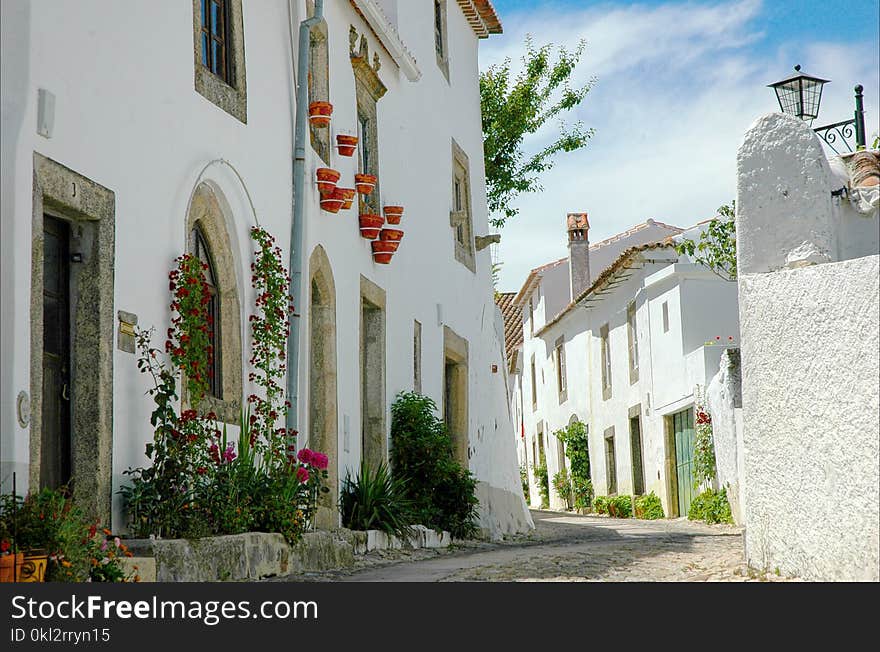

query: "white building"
(1, 0), (532, 538)
(511, 213), (741, 518)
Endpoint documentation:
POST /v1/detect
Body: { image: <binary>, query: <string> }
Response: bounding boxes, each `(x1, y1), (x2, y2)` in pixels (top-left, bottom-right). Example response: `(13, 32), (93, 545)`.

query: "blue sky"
(483, 0), (880, 291)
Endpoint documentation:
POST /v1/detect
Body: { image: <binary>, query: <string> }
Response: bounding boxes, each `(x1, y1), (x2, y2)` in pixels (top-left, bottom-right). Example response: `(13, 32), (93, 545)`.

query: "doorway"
(670, 407), (696, 517)
(41, 215), (71, 490)
(629, 407), (645, 496)
(360, 277), (386, 470)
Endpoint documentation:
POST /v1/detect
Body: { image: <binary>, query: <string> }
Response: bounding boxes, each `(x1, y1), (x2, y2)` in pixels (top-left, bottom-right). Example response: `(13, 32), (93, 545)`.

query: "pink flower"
(311, 452), (329, 470)
(296, 448), (314, 465)
(296, 466), (310, 484)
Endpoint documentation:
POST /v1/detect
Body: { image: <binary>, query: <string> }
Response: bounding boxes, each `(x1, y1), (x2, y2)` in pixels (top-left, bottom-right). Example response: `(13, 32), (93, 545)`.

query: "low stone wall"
(125, 525), (452, 582)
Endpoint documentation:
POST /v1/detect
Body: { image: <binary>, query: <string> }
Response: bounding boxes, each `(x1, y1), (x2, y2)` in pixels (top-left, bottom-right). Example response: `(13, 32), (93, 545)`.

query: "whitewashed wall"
(736, 113), (879, 580)
(1, 0), (531, 536)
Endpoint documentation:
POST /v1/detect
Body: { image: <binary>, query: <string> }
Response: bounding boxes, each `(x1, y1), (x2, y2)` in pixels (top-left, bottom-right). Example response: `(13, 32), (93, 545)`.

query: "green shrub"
(552, 468), (573, 510)
(519, 465), (530, 503)
(607, 495), (633, 518)
(634, 492), (665, 520)
(533, 458), (550, 509)
(340, 461), (414, 540)
(572, 476), (594, 511)
(592, 495), (609, 515)
(687, 488), (733, 524)
(390, 392), (479, 539)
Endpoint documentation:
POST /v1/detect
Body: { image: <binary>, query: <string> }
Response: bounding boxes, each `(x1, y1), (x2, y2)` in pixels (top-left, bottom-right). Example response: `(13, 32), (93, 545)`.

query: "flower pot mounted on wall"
(320, 188), (346, 214)
(338, 187), (356, 210)
(316, 168), (341, 196)
(336, 134), (358, 157)
(359, 213), (384, 239)
(371, 239), (397, 264)
(383, 205), (404, 225)
(309, 101), (333, 127)
(354, 174), (377, 195)
(379, 228), (404, 242)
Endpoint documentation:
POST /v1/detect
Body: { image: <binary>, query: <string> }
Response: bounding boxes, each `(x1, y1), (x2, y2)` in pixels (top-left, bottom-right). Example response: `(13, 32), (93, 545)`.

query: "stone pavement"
(268, 510), (800, 582)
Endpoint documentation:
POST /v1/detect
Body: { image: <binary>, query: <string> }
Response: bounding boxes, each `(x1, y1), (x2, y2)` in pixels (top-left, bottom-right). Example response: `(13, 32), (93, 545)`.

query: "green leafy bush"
(1, 487), (134, 582)
(552, 468), (573, 510)
(634, 492), (665, 520)
(607, 495), (633, 518)
(592, 495), (609, 515)
(688, 488), (733, 524)
(519, 465), (530, 503)
(532, 458), (550, 509)
(390, 392), (479, 539)
(555, 421), (592, 510)
(340, 461), (414, 540)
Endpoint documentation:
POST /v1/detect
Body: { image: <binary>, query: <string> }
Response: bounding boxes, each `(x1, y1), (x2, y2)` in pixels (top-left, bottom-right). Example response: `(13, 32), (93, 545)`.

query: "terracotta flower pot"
(384, 205), (404, 225)
(0, 553), (24, 583)
(338, 187), (356, 210)
(320, 189), (345, 213)
(336, 134), (358, 157)
(379, 228), (404, 242)
(359, 213), (384, 239)
(308, 101), (333, 127)
(19, 553), (47, 582)
(371, 240), (396, 264)
(354, 173), (377, 195)
(316, 168), (340, 196)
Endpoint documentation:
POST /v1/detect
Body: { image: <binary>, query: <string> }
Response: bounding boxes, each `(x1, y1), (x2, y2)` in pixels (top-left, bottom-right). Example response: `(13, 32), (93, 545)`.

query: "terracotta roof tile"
(495, 291), (523, 364)
(456, 0), (502, 38)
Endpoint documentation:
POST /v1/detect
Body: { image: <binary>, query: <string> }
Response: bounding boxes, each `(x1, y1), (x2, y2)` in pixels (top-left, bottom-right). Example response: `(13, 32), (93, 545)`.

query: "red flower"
(296, 467), (310, 484)
(296, 448), (314, 465)
(311, 452), (329, 470)
(1, 540), (10, 553)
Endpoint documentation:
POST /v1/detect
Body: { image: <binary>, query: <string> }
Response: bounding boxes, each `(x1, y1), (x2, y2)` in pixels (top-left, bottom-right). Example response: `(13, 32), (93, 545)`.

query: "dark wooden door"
(41, 216), (72, 490)
(673, 408), (696, 517)
(630, 415), (645, 495)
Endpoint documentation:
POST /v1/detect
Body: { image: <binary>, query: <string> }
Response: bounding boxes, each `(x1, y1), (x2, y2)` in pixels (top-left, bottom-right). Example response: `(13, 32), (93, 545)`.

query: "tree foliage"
(675, 201), (737, 281)
(480, 36), (594, 227)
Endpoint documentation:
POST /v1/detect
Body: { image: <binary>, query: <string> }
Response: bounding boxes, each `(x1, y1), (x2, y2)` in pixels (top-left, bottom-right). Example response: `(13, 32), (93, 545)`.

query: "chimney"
(567, 212), (591, 299)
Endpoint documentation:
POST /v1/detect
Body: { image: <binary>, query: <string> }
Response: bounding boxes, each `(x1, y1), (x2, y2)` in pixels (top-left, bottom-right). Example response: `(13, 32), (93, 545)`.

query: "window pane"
(212, 40), (222, 75)
(202, 34), (209, 66)
(211, 1), (220, 33)
(201, 0), (208, 27)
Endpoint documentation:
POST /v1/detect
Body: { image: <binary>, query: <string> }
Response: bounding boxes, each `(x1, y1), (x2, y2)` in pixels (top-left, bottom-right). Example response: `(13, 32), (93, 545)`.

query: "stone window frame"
(413, 320), (423, 394)
(450, 139), (476, 273)
(662, 301), (669, 333)
(627, 301), (639, 384)
(350, 27), (387, 215)
(185, 182), (243, 425)
(554, 335), (567, 404)
(629, 404), (645, 496)
(600, 323), (612, 400)
(307, 2), (331, 164)
(530, 353), (537, 410)
(443, 325), (470, 468)
(528, 297), (535, 335)
(360, 275), (387, 469)
(604, 426), (617, 495)
(31, 153), (115, 524)
(433, 0), (450, 82)
(192, 0), (247, 123)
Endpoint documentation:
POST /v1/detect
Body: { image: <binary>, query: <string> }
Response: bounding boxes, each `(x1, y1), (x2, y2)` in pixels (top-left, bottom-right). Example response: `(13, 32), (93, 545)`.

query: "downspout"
(286, 0), (324, 440)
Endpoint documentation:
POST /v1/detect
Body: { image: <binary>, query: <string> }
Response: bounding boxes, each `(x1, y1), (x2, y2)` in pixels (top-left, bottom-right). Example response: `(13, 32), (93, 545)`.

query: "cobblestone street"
(276, 510), (798, 582)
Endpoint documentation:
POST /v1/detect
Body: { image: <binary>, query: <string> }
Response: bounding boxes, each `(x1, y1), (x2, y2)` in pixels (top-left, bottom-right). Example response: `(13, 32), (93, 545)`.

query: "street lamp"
(769, 65), (867, 154)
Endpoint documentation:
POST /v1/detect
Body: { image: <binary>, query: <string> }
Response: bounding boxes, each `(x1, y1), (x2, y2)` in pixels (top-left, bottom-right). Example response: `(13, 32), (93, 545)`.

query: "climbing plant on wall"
(693, 386), (717, 489)
(556, 420), (592, 510)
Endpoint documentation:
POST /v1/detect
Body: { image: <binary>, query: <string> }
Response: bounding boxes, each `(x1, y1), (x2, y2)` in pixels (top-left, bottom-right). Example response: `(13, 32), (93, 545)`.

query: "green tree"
(556, 421), (592, 510)
(480, 36), (594, 228)
(675, 201), (737, 281)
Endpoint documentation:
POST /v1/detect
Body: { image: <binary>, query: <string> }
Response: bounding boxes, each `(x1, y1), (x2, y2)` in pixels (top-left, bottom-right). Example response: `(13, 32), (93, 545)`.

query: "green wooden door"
(673, 408), (695, 517)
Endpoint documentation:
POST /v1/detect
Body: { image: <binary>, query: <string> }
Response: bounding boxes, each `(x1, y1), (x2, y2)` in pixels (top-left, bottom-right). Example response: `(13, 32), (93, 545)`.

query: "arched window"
(190, 224), (222, 399)
(185, 182), (243, 424)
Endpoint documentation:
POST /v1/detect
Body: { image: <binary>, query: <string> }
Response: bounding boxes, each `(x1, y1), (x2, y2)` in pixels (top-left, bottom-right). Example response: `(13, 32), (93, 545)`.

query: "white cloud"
(484, 0), (879, 292)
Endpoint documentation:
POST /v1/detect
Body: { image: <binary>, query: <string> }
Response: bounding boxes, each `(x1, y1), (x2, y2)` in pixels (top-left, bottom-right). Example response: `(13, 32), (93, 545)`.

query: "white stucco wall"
(1, 0), (530, 536)
(705, 348), (744, 524)
(738, 256), (879, 581)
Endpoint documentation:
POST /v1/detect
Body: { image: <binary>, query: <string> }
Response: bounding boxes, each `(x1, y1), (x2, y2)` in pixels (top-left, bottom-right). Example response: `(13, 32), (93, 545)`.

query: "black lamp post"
(769, 65), (867, 154)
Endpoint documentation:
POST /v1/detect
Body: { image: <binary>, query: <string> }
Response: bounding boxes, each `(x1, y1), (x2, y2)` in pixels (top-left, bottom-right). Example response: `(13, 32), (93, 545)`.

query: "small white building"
(1, 0), (532, 538)
(511, 213), (741, 518)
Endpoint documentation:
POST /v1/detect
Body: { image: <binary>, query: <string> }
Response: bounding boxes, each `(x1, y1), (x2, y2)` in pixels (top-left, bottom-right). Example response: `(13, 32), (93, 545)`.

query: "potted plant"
(379, 228), (404, 242)
(320, 188), (345, 213)
(336, 134), (358, 157)
(308, 101), (333, 127)
(371, 240), (397, 264)
(359, 213), (384, 239)
(354, 173), (377, 195)
(338, 187), (356, 210)
(383, 205), (404, 225)
(316, 168), (340, 195)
